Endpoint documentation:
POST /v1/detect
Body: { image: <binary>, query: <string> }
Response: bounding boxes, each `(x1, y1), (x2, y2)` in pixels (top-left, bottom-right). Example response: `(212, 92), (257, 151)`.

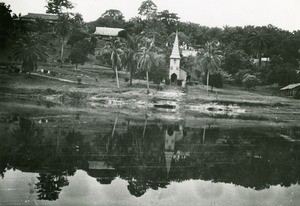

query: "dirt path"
(31, 73), (79, 84)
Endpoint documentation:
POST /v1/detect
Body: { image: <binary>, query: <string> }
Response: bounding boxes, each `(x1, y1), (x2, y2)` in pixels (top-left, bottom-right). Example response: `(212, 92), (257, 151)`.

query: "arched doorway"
(171, 73), (177, 83)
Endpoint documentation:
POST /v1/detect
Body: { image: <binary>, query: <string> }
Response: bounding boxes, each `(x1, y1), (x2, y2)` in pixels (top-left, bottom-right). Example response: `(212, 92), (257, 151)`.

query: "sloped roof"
(280, 83), (300, 90)
(170, 32), (181, 59)
(93, 27), (125, 36)
(21, 13), (58, 21)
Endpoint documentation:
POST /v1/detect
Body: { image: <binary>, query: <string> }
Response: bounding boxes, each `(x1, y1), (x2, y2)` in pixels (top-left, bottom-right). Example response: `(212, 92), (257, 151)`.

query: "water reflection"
(0, 115), (300, 203)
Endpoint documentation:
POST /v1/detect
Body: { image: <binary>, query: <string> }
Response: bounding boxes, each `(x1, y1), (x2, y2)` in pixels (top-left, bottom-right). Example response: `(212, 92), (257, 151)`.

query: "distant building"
(252, 57), (270, 67)
(13, 13), (58, 32)
(19, 13), (58, 22)
(93, 27), (126, 38)
(181, 49), (197, 57)
(169, 32), (188, 86)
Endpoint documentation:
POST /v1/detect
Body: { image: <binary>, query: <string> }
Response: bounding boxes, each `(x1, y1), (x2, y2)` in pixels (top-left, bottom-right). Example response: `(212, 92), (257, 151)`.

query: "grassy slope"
(1, 63), (299, 124)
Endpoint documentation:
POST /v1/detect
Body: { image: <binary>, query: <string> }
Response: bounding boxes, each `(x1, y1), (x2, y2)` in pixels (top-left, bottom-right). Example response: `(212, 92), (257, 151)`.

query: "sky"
(3, 0), (300, 31)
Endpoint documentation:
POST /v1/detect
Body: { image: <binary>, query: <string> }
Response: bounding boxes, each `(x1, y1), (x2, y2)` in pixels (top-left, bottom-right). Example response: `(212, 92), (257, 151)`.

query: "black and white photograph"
(0, 0), (300, 205)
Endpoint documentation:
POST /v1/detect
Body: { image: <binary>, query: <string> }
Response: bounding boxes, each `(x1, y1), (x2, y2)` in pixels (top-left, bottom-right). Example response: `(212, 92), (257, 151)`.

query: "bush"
(235, 69), (252, 85)
(242, 74), (260, 90)
(165, 78), (170, 85)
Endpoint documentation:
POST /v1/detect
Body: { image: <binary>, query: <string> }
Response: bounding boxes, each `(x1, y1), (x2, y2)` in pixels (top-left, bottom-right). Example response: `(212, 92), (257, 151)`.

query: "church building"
(169, 32), (188, 87)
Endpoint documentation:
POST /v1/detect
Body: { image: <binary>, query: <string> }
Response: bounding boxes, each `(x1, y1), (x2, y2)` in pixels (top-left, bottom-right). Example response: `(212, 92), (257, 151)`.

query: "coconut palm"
(123, 34), (142, 86)
(136, 38), (163, 94)
(55, 13), (71, 68)
(100, 38), (124, 93)
(12, 33), (48, 73)
(248, 30), (269, 66)
(198, 41), (222, 94)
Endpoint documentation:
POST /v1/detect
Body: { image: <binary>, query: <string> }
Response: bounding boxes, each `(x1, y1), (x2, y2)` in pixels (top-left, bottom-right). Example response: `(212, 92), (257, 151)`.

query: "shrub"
(165, 77), (170, 85)
(242, 74), (260, 90)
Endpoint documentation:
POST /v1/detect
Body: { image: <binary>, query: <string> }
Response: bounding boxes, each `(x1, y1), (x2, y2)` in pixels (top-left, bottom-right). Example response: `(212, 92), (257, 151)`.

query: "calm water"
(0, 111), (300, 206)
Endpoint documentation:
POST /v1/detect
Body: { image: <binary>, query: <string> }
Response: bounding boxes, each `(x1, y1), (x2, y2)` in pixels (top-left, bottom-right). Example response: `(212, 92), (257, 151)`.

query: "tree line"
(1, 0), (300, 91)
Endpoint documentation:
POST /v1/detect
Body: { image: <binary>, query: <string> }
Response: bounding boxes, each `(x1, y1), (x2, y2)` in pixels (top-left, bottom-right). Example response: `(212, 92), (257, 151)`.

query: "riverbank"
(0, 64), (299, 124)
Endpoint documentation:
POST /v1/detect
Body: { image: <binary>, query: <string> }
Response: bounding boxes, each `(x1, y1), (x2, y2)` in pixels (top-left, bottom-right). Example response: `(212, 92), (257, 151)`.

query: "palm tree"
(55, 13), (71, 68)
(136, 38), (163, 94)
(12, 33), (48, 73)
(248, 30), (269, 66)
(100, 38), (124, 93)
(123, 34), (142, 86)
(198, 41), (222, 94)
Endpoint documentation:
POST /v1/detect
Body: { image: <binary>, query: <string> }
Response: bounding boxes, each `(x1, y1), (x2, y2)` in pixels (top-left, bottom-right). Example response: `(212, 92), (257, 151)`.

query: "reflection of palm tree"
(11, 117), (36, 143)
(202, 127), (206, 144)
(142, 115), (148, 139)
(111, 116), (118, 151)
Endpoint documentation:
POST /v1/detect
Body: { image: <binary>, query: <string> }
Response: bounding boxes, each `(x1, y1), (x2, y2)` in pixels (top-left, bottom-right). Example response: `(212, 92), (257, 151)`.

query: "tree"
(136, 38), (163, 94)
(46, 0), (74, 14)
(156, 10), (180, 34)
(69, 46), (87, 70)
(148, 60), (168, 89)
(242, 74), (260, 90)
(100, 38), (124, 93)
(221, 46), (254, 78)
(55, 13), (72, 68)
(0, 3), (13, 48)
(198, 41), (222, 94)
(69, 37), (96, 70)
(205, 73), (223, 90)
(123, 34), (142, 86)
(12, 33), (48, 73)
(248, 30), (269, 66)
(138, 0), (157, 20)
(101, 9), (125, 21)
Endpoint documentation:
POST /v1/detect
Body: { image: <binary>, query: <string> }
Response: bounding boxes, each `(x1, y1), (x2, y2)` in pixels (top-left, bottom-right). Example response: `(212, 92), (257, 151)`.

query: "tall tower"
(169, 32), (181, 82)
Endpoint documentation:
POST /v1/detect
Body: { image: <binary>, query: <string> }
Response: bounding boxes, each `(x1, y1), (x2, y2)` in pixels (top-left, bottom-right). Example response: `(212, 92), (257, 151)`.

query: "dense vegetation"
(1, 0), (300, 90)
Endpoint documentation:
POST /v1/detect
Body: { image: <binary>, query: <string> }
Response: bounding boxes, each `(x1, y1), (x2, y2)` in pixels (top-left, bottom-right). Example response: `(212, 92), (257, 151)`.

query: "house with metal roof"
(19, 13), (58, 22)
(280, 83), (300, 97)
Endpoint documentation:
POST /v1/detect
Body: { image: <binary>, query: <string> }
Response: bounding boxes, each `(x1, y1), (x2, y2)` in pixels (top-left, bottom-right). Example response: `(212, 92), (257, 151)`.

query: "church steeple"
(170, 31), (181, 59)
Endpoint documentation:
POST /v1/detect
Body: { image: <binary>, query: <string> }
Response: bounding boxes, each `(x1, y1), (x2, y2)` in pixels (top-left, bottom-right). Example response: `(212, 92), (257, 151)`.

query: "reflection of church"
(164, 124), (185, 176)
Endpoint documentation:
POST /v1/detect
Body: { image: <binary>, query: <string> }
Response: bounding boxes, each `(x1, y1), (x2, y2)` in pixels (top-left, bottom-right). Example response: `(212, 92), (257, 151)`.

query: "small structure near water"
(280, 83), (300, 98)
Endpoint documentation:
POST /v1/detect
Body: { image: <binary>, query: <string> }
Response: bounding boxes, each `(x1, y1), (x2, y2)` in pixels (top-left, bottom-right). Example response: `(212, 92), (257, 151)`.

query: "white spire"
(170, 32), (181, 59)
